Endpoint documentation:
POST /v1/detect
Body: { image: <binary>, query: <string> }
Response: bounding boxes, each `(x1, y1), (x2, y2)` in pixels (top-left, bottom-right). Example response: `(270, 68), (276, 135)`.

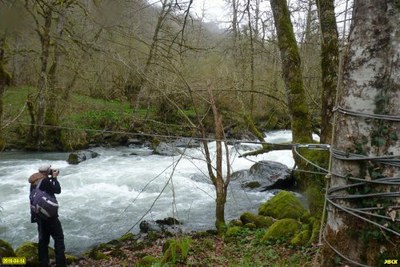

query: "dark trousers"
(37, 217), (66, 267)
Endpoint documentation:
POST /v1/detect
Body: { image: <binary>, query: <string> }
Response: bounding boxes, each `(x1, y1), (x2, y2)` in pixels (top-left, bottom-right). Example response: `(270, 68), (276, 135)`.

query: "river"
(0, 130), (297, 255)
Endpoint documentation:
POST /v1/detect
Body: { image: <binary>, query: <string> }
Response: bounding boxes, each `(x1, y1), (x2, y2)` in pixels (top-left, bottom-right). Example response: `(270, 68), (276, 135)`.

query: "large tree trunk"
(323, 1), (400, 265)
(270, 0), (317, 198)
(316, 0), (339, 145)
(270, 0), (313, 145)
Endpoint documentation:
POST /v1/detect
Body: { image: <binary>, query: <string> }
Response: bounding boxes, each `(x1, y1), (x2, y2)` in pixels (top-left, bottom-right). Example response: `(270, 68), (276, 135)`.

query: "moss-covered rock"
(258, 191), (308, 221)
(262, 218), (300, 241)
(0, 239), (15, 257)
(240, 212), (274, 228)
(291, 230), (311, 246)
(229, 219), (243, 227)
(15, 242), (55, 267)
(244, 223), (257, 229)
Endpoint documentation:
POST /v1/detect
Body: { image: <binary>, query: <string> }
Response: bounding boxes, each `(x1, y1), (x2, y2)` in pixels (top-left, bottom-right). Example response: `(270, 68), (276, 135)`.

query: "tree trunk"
(323, 1), (400, 265)
(198, 82), (230, 232)
(209, 82), (229, 230)
(316, 0), (339, 145)
(0, 35), (11, 150)
(45, 3), (66, 150)
(33, 1), (53, 149)
(270, 0), (313, 144)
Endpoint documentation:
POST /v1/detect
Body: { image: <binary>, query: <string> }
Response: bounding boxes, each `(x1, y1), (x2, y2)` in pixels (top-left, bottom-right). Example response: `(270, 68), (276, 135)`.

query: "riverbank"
(75, 228), (320, 266)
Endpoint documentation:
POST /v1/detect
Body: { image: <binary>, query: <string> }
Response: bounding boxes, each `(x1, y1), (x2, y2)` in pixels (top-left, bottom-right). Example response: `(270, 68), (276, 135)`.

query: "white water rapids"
(0, 131), (299, 254)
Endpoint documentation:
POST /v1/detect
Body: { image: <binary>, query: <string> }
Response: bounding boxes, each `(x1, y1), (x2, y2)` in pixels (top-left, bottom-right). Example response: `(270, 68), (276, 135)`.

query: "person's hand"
(52, 169), (60, 177)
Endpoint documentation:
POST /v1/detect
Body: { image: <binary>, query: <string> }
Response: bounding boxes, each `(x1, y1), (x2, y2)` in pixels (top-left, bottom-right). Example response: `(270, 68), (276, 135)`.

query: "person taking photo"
(29, 164), (66, 267)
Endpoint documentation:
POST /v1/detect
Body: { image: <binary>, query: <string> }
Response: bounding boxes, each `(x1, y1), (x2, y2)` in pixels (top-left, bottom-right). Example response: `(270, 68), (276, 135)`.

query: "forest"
(0, 0), (400, 266)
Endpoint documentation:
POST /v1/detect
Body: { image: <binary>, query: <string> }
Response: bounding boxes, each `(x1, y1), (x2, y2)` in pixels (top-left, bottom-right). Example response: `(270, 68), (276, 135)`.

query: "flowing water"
(0, 130), (297, 254)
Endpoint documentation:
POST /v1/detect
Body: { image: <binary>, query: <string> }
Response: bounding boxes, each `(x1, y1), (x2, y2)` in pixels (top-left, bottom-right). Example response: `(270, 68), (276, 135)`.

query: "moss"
(258, 191), (308, 221)
(240, 212), (274, 228)
(109, 247), (126, 259)
(65, 254), (78, 264)
(117, 232), (135, 242)
(305, 186), (325, 219)
(138, 255), (158, 266)
(244, 223), (257, 229)
(308, 218), (321, 245)
(15, 242), (55, 267)
(262, 218), (300, 241)
(87, 245), (110, 260)
(229, 219), (243, 227)
(0, 239), (15, 257)
(226, 226), (242, 237)
(243, 181), (262, 189)
(290, 230), (310, 246)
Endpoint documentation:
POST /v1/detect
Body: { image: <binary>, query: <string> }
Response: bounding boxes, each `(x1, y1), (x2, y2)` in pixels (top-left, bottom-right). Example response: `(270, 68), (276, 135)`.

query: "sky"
(191, 0), (228, 23)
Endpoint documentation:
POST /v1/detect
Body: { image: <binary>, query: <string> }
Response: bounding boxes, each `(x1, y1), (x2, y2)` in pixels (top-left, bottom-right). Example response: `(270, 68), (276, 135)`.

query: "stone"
(231, 161), (294, 191)
(262, 218), (300, 241)
(153, 142), (181, 156)
(258, 191), (309, 221)
(139, 218), (183, 235)
(239, 212), (274, 228)
(67, 150), (99, 165)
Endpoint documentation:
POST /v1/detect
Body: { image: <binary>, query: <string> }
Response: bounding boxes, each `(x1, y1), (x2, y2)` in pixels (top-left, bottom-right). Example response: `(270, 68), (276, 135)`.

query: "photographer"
(29, 164), (66, 267)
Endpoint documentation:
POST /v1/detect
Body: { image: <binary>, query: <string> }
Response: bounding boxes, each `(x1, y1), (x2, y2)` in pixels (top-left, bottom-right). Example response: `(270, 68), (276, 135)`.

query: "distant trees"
(0, 34), (11, 150)
(0, 0), (17, 149)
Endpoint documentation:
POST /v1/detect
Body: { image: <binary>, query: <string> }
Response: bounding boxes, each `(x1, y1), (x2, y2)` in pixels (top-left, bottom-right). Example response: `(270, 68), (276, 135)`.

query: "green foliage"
(161, 237), (192, 264)
(226, 226), (242, 237)
(258, 191), (309, 221)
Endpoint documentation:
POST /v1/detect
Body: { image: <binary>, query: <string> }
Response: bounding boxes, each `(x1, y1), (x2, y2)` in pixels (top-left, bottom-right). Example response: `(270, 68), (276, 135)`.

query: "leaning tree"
(323, 1), (400, 265)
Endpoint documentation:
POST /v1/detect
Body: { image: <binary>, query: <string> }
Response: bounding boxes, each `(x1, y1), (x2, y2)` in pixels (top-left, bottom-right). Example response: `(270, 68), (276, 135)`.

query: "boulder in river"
(153, 142), (182, 156)
(231, 160), (294, 191)
(139, 217), (182, 235)
(67, 150), (100, 165)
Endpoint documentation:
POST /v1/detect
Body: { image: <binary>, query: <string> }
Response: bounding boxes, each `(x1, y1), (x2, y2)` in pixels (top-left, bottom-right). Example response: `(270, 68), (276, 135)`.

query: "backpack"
(30, 179), (59, 220)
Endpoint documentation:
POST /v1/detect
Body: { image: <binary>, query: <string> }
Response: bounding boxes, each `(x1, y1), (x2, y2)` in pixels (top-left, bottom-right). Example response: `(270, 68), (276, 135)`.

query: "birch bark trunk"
(323, 1), (400, 265)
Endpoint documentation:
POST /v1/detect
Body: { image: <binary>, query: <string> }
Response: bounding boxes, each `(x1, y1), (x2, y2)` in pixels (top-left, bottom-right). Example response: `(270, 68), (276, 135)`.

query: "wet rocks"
(231, 160), (294, 191)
